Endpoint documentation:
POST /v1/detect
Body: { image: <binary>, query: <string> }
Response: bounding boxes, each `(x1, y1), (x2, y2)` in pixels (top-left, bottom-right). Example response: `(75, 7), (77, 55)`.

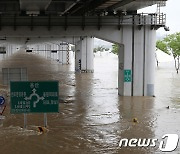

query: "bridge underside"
(0, 0), (167, 16)
(0, 0), (167, 96)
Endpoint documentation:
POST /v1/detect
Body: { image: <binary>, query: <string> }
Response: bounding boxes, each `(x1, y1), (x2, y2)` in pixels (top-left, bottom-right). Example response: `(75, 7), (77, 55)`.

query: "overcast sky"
(138, 0), (180, 35)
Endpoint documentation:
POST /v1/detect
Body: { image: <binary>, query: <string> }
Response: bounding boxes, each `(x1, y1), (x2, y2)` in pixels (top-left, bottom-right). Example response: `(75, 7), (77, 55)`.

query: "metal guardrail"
(0, 14), (166, 30)
(136, 13), (166, 25)
(135, 13), (166, 29)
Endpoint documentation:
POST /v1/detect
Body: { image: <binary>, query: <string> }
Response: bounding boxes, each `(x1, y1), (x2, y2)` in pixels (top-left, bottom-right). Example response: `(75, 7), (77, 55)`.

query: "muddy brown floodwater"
(0, 51), (179, 154)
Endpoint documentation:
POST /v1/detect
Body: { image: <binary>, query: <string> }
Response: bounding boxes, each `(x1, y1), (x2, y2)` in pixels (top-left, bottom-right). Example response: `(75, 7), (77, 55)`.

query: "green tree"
(156, 40), (170, 55)
(93, 45), (109, 56)
(156, 32), (180, 74)
(111, 44), (119, 55)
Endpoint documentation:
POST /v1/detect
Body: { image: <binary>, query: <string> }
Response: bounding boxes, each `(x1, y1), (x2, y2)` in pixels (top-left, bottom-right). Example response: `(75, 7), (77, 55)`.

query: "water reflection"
(0, 51), (179, 154)
(154, 65), (180, 152)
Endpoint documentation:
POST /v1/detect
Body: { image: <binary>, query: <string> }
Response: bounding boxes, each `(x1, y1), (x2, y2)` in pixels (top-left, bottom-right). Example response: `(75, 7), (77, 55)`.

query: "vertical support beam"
(144, 27), (156, 96)
(131, 16), (135, 96)
(59, 44), (63, 64)
(44, 113), (47, 127)
(58, 44), (61, 62)
(121, 26), (132, 96)
(5, 45), (7, 59)
(118, 44), (124, 96)
(39, 44), (41, 56)
(59, 43), (67, 65)
(75, 37), (94, 73)
(37, 45), (39, 54)
(118, 24), (156, 96)
(67, 44), (70, 65)
(62, 47), (67, 64)
(24, 113), (27, 129)
(75, 40), (81, 72)
(133, 27), (144, 96)
(85, 37), (94, 72)
(44, 44), (47, 58)
(143, 22), (146, 96)
(11, 45), (13, 55)
(46, 44), (51, 59)
(43, 44), (46, 57)
(6, 45), (8, 57)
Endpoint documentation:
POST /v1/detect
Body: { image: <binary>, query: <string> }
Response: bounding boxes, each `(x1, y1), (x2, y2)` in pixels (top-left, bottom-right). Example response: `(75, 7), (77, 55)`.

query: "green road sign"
(124, 70), (131, 82)
(10, 81), (59, 113)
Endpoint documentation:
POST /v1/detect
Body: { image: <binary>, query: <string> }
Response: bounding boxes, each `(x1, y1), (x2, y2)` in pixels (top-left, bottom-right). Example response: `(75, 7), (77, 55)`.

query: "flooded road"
(0, 51), (179, 154)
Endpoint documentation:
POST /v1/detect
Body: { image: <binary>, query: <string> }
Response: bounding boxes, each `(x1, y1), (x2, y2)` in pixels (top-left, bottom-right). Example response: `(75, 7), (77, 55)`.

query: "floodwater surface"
(0, 51), (179, 154)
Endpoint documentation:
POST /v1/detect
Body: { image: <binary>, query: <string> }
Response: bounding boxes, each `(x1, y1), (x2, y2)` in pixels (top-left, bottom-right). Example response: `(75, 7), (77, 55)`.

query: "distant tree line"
(94, 44), (119, 55)
(93, 46), (109, 56)
(94, 33), (180, 74)
(111, 33), (180, 74)
(156, 32), (180, 73)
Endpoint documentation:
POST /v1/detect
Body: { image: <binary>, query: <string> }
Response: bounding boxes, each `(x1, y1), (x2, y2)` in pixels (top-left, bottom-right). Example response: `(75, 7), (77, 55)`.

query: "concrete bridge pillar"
(7, 45), (13, 57)
(41, 44), (46, 57)
(118, 25), (156, 96)
(45, 44), (51, 59)
(36, 45), (40, 54)
(50, 44), (57, 60)
(75, 37), (94, 72)
(58, 44), (68, 65)
(144, 28), (156, 96)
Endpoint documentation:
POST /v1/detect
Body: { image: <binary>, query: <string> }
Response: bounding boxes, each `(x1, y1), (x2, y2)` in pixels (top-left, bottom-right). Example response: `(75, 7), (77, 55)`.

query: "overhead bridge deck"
(0, 13), (166, 31)
(0, 0), (168, 96)
(0, 0), (167, 16)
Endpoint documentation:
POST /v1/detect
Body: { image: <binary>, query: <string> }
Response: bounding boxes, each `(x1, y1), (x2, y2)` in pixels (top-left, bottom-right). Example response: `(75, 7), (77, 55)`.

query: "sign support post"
(44, 113), (47, 127)
(24, 113), (27, 129)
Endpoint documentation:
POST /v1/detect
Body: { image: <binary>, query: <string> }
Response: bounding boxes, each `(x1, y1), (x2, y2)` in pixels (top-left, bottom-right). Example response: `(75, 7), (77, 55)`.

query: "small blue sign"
(0, 96), (5, 105)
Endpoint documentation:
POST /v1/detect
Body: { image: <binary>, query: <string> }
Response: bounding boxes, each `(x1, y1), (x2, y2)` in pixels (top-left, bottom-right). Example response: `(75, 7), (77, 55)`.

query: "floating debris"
(133, 118), (138, 123)
(37, 126), (49, 133)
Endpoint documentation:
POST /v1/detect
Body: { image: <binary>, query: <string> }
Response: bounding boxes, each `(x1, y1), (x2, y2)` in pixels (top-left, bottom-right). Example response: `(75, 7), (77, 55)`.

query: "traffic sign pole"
(24, 113), (27, 129)
(44, 113), (47, 127)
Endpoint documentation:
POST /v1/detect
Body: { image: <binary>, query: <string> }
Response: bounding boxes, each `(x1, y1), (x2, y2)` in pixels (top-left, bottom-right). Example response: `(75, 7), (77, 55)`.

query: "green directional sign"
(10, 81), (59, 113)
(124, 70), (132, 82)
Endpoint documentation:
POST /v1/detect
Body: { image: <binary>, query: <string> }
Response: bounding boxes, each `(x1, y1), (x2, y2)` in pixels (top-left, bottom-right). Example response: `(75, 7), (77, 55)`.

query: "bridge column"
(58, 44), (68, 64)
(75, 37), (94, 72)
(45, 44), (51, 59)
(50, 44), (57, 60)
(144, 27), (156, 96)
(41, 44), (46, 57)
(118, 25), (156, 96)
(7, 45), (13, 57)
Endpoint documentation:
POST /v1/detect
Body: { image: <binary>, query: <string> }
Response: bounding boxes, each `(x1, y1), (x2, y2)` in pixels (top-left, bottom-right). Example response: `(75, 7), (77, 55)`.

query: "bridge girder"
(0, 0), (167, 16)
